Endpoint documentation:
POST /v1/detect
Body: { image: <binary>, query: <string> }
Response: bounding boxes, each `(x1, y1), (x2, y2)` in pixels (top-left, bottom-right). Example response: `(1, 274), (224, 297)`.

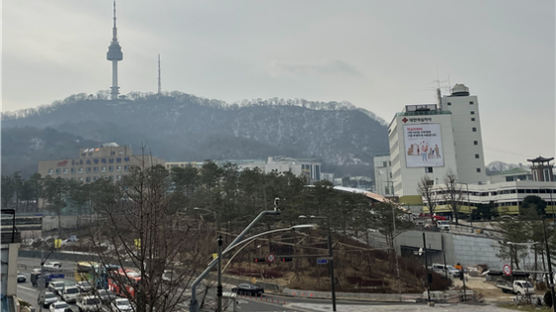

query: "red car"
(419, 213), (447, 221)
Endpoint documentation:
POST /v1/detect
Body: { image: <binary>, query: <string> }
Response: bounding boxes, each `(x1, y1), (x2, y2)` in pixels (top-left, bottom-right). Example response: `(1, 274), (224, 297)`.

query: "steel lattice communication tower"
(106, 0), (123, 100)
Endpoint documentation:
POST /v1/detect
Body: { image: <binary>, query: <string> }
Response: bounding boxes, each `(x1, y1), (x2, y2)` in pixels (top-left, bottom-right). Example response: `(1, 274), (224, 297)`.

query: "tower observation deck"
(107, 0), (123, 100)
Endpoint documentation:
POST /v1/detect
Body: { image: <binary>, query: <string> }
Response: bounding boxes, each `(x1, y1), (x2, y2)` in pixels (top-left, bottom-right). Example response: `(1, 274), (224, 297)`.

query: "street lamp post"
(299, 215), (336, 312)
(189, 208), (280, 312)
(221, 224), (318, 273)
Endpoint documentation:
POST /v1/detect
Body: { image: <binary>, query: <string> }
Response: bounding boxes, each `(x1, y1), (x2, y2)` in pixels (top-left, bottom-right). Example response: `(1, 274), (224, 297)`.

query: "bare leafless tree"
(88, 154), (207, 312)
(443, 173), (463, 224)
(417, 176), (438, 226)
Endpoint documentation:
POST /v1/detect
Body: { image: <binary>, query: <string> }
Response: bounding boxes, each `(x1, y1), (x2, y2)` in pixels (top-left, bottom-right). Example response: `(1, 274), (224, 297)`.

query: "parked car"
(437, 220), (450, 231)
(49, 301), (70, 312)
(61, 285), (80, 303)
(38, 291), (58, 308)
(231, 283), (264, 296)
(110, 298), (133, 312)
(17, 272), (26, 283)
(44, 261), (63, 271)
(76, 295), (103, 312)
(496, 280), (535, 295)
(77, 280), (93, 293)
(430, 263), (461, 278)
(49, 280), (66, 295)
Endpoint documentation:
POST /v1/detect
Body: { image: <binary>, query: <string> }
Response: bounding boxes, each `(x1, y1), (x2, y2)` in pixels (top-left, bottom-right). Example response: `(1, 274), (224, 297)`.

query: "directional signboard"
(316, 257), (330, 264)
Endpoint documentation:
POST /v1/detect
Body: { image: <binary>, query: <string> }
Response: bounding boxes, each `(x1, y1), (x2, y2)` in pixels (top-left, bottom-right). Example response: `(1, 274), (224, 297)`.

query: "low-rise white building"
(373, 155), (393, 195)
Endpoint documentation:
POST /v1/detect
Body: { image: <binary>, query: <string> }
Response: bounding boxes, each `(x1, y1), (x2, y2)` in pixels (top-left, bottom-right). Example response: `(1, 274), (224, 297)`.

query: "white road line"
(18, 285), (36, 292)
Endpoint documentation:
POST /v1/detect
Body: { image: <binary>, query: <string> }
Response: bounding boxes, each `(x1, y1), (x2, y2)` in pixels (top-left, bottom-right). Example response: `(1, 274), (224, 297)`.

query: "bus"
(108, 268), (141, 298)
(75, 261), (99, 283)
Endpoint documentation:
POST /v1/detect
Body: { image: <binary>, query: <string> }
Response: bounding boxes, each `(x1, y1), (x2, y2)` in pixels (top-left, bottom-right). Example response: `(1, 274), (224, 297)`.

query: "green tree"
(1, 175), (15, 209)
(42, 176), (67, 233)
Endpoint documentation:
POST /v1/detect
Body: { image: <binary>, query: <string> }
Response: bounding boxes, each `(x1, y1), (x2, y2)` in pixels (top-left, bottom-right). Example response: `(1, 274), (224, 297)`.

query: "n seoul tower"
(106, 0), (123, 100)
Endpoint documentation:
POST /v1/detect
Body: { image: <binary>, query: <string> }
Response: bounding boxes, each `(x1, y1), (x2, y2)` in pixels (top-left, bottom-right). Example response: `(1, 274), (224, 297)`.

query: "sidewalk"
(284, 302), (515, 312)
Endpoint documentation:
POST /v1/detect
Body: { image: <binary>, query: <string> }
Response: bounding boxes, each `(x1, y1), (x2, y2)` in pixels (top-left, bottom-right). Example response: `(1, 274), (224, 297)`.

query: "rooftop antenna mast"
(158, 54), (161, 95)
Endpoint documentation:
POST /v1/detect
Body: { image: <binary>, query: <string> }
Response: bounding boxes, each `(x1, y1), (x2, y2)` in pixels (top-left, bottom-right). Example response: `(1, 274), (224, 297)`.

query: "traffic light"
(280, 257), (293, 262)
(253, 257), (266, 263)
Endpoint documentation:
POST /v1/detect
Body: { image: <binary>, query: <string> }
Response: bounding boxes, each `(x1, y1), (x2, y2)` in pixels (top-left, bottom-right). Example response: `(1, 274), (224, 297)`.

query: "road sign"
(266, 254), (275, 263)
(316, 257), (329, 264)
(503, 264), (512, 276)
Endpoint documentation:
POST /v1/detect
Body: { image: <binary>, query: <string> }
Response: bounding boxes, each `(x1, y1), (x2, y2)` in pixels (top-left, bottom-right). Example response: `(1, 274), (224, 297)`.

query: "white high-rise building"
(388, 84), (487, 196)
(389, 104), (459, 196)
(440, 84), (487, 184)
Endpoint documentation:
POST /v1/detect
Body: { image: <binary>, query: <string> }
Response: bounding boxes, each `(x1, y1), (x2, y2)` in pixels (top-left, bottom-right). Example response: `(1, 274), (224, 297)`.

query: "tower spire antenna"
(107, 0), (123, 100)
(158, 54), (162, 95)
(112, 0), (117, 41)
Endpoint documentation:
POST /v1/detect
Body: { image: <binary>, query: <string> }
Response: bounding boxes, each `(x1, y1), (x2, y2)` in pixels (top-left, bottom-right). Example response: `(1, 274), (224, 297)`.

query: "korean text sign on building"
(403, 124), (444, 168)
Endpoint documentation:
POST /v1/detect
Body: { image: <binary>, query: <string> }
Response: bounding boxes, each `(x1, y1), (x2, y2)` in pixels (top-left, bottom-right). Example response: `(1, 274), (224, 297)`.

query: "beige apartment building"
(38, 143), (164, 183)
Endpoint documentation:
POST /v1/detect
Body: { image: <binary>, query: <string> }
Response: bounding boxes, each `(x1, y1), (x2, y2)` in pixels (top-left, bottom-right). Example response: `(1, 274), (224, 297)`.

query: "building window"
(124, 166), (129, 171)
(55, 169), (60, 174)
(86, 177), (91, 182)
(472, 127), (477, 132)
(94, 158), (99, 164)
(48, 169), (54, 174)
(86, 159), (91, 165)
(124, 157), (130, 162)
(447, 102), (452, 106)
(425, 167), (433, 173)
(470, 111), (475, 115)
(116, 158), (122, 163)
(469, 101), (474, 105)
(78, 168), (83, 173)
(109, 166), (113, 172)
(101, 158), (106, 163)
(117, 166), (121, 171)
(63, 168), (68, 174)
(476, 168), (481, 173)
(101, 167), (106, 172)
(474, 140), (478, 145)
(70, 168), (75, 173)
(93, 167), (98, 172)
(79, 177), (84, 182)
(475, 154), (480, 159)
(109, 158), (114, 163)
(86, 168), (91, 173)
(471, 118), (475, 121)
(79, 159), (83, 165)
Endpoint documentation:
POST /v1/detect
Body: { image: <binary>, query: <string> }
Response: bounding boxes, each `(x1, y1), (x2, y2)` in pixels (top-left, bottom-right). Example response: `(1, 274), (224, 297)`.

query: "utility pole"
(327, 216), (337, 312)
(542, 218), (556, 311)
(217, 235), (223, 312)
(422, 232), (431, 303)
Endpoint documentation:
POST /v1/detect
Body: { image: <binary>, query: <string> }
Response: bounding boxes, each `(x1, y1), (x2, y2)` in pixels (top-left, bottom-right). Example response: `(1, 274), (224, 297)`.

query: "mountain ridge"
(2, 91), (389, 178)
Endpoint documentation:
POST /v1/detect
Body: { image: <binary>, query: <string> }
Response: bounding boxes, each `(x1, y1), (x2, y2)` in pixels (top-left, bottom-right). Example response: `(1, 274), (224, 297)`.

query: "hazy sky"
(2, 0), (555, 165)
